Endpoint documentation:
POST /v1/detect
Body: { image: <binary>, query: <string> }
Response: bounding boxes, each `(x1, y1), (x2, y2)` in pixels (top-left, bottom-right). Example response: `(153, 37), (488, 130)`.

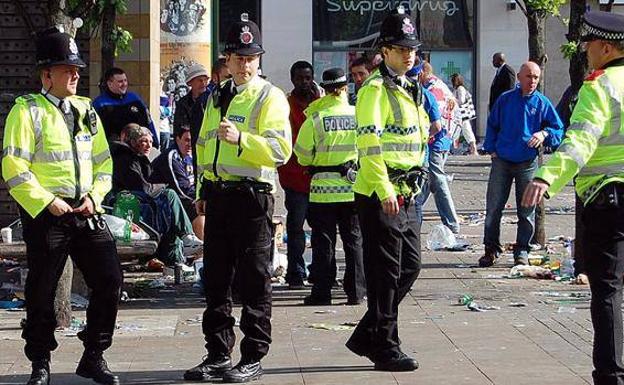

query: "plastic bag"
(103, 214), (150, 241)
(427, 224), (456, 250)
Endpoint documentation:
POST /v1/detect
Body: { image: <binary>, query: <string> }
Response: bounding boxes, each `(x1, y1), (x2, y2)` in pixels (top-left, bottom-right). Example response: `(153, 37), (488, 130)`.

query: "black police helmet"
(224, 13), (265, 56)
(35, 27), (86, 69)
(320, 67), (348, 88)
(378, 6), (421, 49)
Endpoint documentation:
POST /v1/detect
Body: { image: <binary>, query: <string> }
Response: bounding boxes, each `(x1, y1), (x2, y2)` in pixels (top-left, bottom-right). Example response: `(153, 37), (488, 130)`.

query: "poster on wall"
(160, 0), (212, 133)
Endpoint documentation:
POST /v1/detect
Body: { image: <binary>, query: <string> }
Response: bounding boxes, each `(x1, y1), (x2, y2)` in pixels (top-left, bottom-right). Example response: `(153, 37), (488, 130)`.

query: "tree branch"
(514, 0), (529, 17)
(68, 0), (96, 19)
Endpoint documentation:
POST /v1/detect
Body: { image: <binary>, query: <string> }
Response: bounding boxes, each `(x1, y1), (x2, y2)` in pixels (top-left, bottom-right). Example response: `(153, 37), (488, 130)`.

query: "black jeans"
(346, 193), (422, 361)
(20, 208), (122, 361)
(307, 201), (365, 301)
(201, 188), (274, 362)
(583, 188), (624, 385)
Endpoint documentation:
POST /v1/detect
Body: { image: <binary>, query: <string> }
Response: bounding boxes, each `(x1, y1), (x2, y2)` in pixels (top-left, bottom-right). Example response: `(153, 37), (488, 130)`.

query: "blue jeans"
(421, 151), (460, 233)
(284, 188), (309, 284)
(483, 157), (537, 256)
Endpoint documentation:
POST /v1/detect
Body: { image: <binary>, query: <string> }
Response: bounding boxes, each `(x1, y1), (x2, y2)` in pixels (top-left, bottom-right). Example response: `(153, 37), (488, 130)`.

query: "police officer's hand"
(527, 130), (548, 148)
(47, 197), (73, 217)
(195, 200), (206, 216)
(382, 196), (400, 216)
(521, 179), (549, 207)
(73, 196), (95, 216)
(429, 120), (442, 136)
(217, 118), (241, 145)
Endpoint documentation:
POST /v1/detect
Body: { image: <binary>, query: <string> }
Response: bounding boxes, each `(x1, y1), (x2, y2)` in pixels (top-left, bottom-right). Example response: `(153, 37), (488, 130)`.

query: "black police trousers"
(201, 188), (274, 362)
(582, 185), (624, 385)
(307, 201), (365, 302)
(20, 208), (122, 361)
(346, 193), (422, 361)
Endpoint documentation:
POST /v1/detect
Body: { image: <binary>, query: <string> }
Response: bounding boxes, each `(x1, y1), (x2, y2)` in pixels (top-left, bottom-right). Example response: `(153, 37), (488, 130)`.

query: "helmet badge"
(240, 25), (254, 44)
(401, 18), (415, 35)
(69, 38), (79, 55)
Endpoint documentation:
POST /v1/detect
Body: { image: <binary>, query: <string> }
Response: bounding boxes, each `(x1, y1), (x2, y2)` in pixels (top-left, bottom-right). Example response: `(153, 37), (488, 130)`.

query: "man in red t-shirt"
(278, 61), (320, 289)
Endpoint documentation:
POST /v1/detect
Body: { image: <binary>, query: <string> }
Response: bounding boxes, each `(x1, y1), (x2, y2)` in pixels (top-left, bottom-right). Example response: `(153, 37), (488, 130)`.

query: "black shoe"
(27, 359), (50, 385)
(346, 297), (364, 305)
(184, 354), (232, 381)
(222, 360), (263, 383)
(75, 351), (119, 385)
(303, 295), (331, 306)
(287, 280), (305, 290)
(478, 249), (499, 268)
(373, 353), (419, 372)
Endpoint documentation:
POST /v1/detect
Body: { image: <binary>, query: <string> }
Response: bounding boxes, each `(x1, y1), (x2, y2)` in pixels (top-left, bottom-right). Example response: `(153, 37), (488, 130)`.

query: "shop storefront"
(312, 0), (476, 93)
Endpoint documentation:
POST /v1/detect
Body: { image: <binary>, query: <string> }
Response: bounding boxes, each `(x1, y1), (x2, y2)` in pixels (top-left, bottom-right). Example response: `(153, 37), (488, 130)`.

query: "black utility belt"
(202, 180), (272, 196)
(387, 166), (428, 183)
(591, 183), (624, 207)
(308, 161), (358, 183)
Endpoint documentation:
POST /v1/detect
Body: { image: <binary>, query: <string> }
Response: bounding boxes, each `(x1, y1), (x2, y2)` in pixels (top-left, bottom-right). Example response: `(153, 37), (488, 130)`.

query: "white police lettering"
(229, 115), (246, 123)
(323, 116), (356, 132)
(325, 0), (460, 17)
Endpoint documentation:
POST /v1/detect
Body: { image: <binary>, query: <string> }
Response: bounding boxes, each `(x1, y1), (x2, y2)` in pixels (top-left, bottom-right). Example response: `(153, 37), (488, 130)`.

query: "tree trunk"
(526, 8), (548, 246)
(101, 2), (117, 76)
(53, 258), (73, 328)
(48, 0), (76, 36)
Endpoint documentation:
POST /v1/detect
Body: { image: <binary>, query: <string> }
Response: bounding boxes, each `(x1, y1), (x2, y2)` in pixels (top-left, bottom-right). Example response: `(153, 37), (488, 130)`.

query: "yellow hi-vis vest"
(535, 63), (624, 204)
(294, 93), (357, 203)
(196, 76), (291, 196)
(2, 93), (112, 218)
(353, 69), (430, 201)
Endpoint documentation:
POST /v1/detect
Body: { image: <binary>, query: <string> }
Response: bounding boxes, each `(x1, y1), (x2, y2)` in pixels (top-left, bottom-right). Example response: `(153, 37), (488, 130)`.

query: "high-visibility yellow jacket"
(294, 93), (357, 203)
(2, 93), (112, 218)
(353, 69), (430, 201)
(535, 62), (624, 204)
(196, 76), (291, 196)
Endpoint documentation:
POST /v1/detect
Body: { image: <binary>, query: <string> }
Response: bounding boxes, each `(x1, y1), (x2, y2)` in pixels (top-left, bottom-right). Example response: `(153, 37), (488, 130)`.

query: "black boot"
(75, 350), (119, 385)
(373, 351), (419, 372)
(183, 353), (232, 381)
(26, 359), (50, 385)
(222, 359), (263, 383)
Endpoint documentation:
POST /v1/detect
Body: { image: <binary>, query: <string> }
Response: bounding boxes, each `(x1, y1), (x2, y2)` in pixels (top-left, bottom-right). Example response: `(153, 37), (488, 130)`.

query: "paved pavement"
(0, 155), (594, 385)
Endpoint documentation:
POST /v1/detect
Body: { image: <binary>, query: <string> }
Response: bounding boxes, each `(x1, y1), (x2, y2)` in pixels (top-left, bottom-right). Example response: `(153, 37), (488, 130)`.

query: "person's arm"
(1, 102), (56, 218)
(541, 98), (565, 149)
(88, 110), (113, 212)
(503, 66), (516, 91)
(356, 83), (395, 201)
(483, 97), (502, 154)
(534, 75), (609, 198)
(293, 113), (316, 166)
(136, 95), (160, 148)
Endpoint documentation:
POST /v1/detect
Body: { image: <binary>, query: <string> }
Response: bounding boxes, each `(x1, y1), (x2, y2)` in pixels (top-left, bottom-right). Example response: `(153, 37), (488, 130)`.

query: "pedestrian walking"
(1, 27), (122, 385)
(345, 7), (428, 372)
(450, 73), (477, 155)
(294, 67), (366, 306)
(185, 13), (291, 383)
(489, 52), (516, 111)
(522, 11), (624, 384)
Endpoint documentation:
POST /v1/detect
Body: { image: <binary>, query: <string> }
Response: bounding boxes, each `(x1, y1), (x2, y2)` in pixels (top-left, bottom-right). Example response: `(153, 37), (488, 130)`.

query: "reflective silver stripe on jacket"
(566, 121), (603, 139)
(598, 75), (623, 145)
(3, 146), (33, 162)
(557, 143), (587, 169)
(248, 83), (274, 134)
(382, 77), (403, 125)
(31, 150), (91, 163)
(382, 142), (420, 152)
(312, 172), (342, 180)
(316, 143), (355, 153)
(294, 143), (313, 157)
(310, 185), (352, 194)
(6, 171), (34, 188)
(578, 163), (624, 177)
(216, 164), (276, 181)
(358, 146), (381, 158)
(25, 98), (44, 153)
(93, 149), (111, 165)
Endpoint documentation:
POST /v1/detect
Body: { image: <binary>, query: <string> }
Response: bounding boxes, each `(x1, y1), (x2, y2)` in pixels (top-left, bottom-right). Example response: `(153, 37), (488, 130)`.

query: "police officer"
(522, 11), (624, 385)
(345, 7), (429, 371)
(185, 14), (291, 383)
(1, 28), (122, 385)
(294, 68), (366, 306)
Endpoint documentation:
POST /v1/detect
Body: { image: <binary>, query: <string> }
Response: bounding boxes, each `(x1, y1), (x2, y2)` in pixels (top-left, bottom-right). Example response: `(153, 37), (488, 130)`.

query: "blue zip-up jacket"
(93, 89), (159, 148)
(484, 86), (563, 163)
